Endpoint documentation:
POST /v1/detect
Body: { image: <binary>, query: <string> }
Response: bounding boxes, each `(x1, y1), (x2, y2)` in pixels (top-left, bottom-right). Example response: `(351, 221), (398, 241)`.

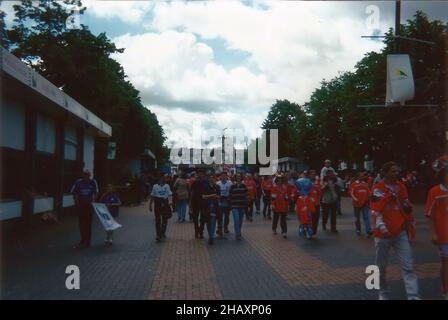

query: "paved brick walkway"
(0, 198), (443, 300)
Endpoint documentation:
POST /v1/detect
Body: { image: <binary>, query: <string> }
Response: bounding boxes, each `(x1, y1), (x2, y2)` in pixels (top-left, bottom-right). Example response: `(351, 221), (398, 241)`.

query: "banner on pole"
(386, 54), (415, 106)
(91, 202), (122, 231)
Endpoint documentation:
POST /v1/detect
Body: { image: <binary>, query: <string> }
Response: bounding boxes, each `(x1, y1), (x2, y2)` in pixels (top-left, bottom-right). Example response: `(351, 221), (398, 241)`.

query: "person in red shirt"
(425, 156), (448, 300)
(261, 175), (273, 219)
(244, 174), (257, 222)
(295, 191), (315, 240)
(367, 174), (374, 189)
(271, 175), (289, 238)
(349, 168), (372, 237)
(308, 169), (321, 235)
(370, 162), (420, 300)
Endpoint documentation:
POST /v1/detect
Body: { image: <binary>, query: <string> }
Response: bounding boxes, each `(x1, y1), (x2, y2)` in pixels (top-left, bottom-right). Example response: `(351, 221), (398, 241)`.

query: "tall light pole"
(395, 0), (401, 53)
(221, 127), (228, 170)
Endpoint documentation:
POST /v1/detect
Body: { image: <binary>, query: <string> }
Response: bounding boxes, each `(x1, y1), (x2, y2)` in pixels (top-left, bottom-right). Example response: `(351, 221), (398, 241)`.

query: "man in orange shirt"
(271, 174), (289, 238)
(425, 155), (448, 300)
(349, 168), (372, 237)
(308, 169), (321, 235)
(370, 162), (420, 300)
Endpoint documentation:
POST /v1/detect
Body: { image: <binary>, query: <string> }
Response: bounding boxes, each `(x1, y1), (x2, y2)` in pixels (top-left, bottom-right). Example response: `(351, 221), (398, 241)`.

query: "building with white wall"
(0, 46), (111, 222)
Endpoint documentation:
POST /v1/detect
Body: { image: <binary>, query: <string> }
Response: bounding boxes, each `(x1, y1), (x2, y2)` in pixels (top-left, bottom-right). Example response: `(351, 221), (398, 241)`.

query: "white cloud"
(149, 105), (266, 150)
(111, 1), (389, 147)
(150, 1), (388, 105)
(113, 30), (280, 114)
(83, 0), (152, 24)
(78, 0), (404, 149)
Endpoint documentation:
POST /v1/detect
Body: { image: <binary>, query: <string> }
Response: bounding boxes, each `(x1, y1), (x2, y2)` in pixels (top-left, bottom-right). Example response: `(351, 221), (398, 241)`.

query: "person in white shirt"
(216, 172), (233, 235)
(320, 160), (336, 181)
(149, 174), (173, 242)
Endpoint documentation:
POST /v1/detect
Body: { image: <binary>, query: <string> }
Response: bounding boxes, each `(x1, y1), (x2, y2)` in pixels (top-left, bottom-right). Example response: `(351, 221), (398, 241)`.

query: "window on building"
(36, 114), (56, 154)
(64, 126), (78, 160)
(34, 153), (57, 197)
(0, 100), (25, 150)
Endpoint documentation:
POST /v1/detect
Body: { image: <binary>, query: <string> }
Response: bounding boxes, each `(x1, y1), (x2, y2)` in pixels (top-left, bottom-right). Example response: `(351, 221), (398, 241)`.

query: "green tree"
(261, 11), (447, 171)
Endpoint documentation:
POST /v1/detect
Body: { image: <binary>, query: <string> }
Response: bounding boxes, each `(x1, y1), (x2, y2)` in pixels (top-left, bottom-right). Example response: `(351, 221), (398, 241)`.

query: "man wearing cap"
(70, 169), (99, 249)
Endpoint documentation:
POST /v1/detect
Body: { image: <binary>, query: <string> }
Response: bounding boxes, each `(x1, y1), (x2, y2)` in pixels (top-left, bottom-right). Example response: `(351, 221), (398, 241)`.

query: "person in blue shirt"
(70, 169), (99, 249)
(99, 184), (121, 246)
(295, 174), (313, 197)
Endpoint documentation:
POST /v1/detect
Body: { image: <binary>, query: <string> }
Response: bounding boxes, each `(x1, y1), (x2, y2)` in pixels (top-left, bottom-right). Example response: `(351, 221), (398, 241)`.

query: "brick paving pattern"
(149, 222), (222, 300)
(0, 198), (443, 300)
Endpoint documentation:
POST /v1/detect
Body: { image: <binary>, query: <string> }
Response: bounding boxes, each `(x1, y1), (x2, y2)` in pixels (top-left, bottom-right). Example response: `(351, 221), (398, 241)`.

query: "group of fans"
(147, 156), (447, 300)
(69, 155), (447, 300)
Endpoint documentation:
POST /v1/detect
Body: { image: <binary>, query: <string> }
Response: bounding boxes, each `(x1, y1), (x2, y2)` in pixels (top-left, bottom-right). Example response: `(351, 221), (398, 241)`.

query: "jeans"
(154, 211), (168, 238)
(176, 199), (187, 221)
(232, 207), (246, 236)
(272, 212), (287, 233)
(262, 196), (271, 218)
(322, 202), (337, 231)
(220, 206), (230, 232)
(375, 231), (420, 299)
(192, 204), (206, 236)
(246, 200), (254, 220)
(354, 203), (371, 234)
(207, 212), (217, 240)
(337, 197), (342, 215)
(255, 190), (262, 212)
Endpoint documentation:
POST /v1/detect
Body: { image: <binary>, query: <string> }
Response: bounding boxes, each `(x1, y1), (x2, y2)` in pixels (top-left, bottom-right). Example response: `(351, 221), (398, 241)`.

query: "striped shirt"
(229, 183), (248, 208)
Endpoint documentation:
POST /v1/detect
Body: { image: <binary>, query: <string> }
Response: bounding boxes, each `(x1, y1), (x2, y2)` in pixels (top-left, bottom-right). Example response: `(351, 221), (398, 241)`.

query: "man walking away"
(229, 173), (248, 240)
(321, 170), (340, 233)
(71, 169), (99, 249)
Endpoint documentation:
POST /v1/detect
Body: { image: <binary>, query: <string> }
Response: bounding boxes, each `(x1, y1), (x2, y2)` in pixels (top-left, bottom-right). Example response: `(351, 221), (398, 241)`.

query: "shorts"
(439, 244), (448, 258)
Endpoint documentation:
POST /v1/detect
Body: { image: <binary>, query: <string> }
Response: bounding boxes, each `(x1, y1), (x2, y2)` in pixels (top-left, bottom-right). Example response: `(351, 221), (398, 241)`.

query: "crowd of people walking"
(69, 156), (448, 300)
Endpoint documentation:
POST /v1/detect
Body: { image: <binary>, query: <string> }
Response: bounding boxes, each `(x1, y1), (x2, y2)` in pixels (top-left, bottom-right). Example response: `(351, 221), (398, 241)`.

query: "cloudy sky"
(2, 1), (447, 148)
